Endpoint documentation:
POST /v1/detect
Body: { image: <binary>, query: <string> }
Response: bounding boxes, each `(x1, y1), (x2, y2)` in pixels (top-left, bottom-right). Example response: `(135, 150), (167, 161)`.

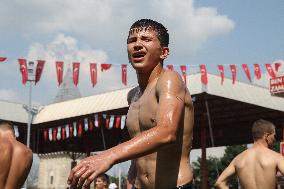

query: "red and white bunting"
(0, 57), (7, 62)
(90, 63), (97, 87)
(18, 59), (28, 85)
(265, 64), (276, 79)
(73, 122), (77, 137)
(56, 61), (64, 86)
(122, 64), (127, 86)
(217, 65), (225, 85)
(69, 124), (73, 138)
(275, 62), (282, 72)
(115, 115), (121, 129)
(105, 115), (110, 129)
(230, 64), (237, 84)
(180, 65), (187, 84)
(78, 121), (83, 137)
(200, 64), (208, 85)
(108, 115), (115, 130)
(166, 65), (174, 71)
(35, 60), (45, 84)
(44, 129), (48, 142)
(101, 63), (112, 72)
(254, 64), (261, 80)
(121, 115), (126, 130)
(73, 62), (80, 86)
(242, 64), (251, 82)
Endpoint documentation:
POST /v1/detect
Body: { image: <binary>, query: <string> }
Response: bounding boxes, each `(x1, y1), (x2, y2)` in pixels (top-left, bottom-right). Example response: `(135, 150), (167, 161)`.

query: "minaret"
(54, 67), (81, 103)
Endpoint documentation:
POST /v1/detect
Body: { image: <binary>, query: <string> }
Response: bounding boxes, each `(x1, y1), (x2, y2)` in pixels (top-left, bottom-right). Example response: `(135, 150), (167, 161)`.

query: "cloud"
(0, 89), (19, 101)
(0, 0), (235, 57)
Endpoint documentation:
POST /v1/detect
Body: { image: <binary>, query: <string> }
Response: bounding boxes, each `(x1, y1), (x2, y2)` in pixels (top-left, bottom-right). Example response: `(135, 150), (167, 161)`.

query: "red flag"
(78, 121), (83, 137)
(73, 62), (80, 86)
(0, 57), (7, 62)
(180, 65), (187, 84)
(230, 64), (237, 84)
(275, 62), (281, 72)
(105, 115), (110, 129)
(35, 60), (45, 84)
(90, 63), (97, 87)
(56, 61), (64, 86)
(61, 127), (66, 140)
(52, 128), (57, 141)
(200, 64), (208, 85)
(166, 65), (174, 71)
(88, 117), (94, 131)
(44, 129), (48, 142)
(69, 124), (73, 137)
(242, 64), (251, 82)
(122, 64), (127, 86)
(115, 115), (121, 129)
(254, 64), (261, 80)
(265, 64), (276, 79)
(101, 63), (112, 72)
(18, 59), (28, 85)
(217, 65), (224, 84)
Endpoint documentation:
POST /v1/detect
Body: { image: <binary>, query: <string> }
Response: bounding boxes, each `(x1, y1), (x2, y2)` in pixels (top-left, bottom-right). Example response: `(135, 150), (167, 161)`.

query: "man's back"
(235, 146), (280, 189)
(0, 137), (33, 189)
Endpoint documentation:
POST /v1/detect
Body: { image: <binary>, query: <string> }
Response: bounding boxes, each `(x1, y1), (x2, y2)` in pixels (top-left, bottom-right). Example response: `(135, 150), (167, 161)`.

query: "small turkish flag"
(180, 65), (187, 84)
(73, 62), (80, 86)
(0, 57), (7, 62)
(200, 64), (208, 85)
(35, 60), (45, 84)
(52, 128), (57, 141)
(265, 64), (276, 79)
(115, 115), (121, 129)
(101, 63), (112, 72)
(44, 129), (48, 142)
(18, 59), (28, 85)
(242, 64), (251, 82)
(254, 64), (261, 80)
(62, 127), (66, 140)
(166, 65), (174, 71)
(230, 64), (237, 84)
(275, 62), (281, 72)
(122, 64), (127, 86)
(56, 61), (64, 86)
(217, 65), (224, 85)
(90, 63), (97, 87)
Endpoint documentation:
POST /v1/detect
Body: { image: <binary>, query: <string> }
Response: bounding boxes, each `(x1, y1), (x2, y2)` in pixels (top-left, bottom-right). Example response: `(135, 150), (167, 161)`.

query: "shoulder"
(14, 141), (33, 162)
(156, 69), (185, 92)
(127, 86), (139, 105)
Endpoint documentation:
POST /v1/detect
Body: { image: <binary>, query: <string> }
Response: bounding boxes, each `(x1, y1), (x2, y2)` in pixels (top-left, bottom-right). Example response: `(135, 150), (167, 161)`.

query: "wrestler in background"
(215, 119), (284, 189)
(68, 19), (194, 189)
(0, 120), (33, 189)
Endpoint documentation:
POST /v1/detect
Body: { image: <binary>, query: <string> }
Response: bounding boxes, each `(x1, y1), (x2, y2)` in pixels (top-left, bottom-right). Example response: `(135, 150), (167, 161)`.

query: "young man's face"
(127, 27), (168, 73)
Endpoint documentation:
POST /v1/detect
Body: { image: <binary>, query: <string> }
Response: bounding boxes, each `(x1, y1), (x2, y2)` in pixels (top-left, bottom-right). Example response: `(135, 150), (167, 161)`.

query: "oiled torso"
(126, 77), (194, 189)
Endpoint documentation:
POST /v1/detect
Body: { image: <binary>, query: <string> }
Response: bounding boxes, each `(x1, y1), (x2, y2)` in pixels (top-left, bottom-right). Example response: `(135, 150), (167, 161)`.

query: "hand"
(67, 153), (113, 189)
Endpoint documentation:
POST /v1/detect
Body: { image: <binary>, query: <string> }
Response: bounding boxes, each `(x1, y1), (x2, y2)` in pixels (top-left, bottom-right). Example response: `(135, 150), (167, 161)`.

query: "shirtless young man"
(67, 19), (194, 189)
(0, 120), (33, 189)
(215, 119), (284, 189)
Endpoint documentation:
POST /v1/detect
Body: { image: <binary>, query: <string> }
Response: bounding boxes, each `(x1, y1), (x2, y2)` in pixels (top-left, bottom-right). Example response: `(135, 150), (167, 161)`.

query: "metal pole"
(100, 126), (106, 150)
(204, 95), (219, 177)
(27, 80), (32, 149)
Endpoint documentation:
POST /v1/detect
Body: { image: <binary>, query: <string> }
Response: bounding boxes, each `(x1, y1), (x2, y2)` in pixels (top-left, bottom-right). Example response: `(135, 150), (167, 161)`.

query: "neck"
(0, 131), (15, 139)
(253, 139), (269, 148)
(136, 63), (164, 91)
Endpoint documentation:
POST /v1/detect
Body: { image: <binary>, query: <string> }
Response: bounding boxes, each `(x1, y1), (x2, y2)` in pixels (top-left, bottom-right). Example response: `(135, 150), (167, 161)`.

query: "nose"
(134, 41), (143, 51)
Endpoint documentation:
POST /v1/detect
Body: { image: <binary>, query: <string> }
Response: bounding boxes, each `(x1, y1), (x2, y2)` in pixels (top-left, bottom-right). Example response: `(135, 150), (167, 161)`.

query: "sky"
(0, 0), (284, 178)
(1, 0), (283, 105)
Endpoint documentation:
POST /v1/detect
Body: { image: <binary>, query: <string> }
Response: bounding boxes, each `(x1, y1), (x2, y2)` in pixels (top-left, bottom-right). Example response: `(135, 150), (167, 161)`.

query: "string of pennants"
(0, 56), (282, 86)
(42, 114), (127, 143)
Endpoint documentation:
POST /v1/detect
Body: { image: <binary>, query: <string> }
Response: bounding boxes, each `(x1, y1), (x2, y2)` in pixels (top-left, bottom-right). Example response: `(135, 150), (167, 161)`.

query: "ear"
(160, 47), (170, 60)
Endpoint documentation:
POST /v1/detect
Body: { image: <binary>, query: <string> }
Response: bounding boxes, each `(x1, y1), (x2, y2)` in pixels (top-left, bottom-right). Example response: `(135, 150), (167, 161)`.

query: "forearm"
(105, 125), (176, 165)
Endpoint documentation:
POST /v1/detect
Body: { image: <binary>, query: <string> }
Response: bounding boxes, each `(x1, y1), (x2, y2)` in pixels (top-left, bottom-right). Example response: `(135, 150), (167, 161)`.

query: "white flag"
(121, 115), (126, 130)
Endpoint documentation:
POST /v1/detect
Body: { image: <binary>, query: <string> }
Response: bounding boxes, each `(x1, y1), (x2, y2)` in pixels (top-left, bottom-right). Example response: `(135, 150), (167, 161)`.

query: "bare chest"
(126, 88), (158, 138)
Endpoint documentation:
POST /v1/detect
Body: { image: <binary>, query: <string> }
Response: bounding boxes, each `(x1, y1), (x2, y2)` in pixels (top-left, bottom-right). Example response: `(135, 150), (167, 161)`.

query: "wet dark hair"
(96, 173), (109, 184)
(252, 119), (275, 141)
(129, 19), (169, 47)
(0, 119), (14, 132)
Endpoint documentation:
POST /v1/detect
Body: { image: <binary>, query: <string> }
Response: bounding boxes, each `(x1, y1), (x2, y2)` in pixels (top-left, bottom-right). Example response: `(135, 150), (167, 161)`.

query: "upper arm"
(215, 160), (236, 188)
(155, 71), (185, 140)
(277, 154), (284, 175)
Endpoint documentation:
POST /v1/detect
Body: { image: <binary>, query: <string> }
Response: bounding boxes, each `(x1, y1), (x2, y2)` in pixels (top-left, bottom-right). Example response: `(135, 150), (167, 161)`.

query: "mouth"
(132, 51), (146, 62)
